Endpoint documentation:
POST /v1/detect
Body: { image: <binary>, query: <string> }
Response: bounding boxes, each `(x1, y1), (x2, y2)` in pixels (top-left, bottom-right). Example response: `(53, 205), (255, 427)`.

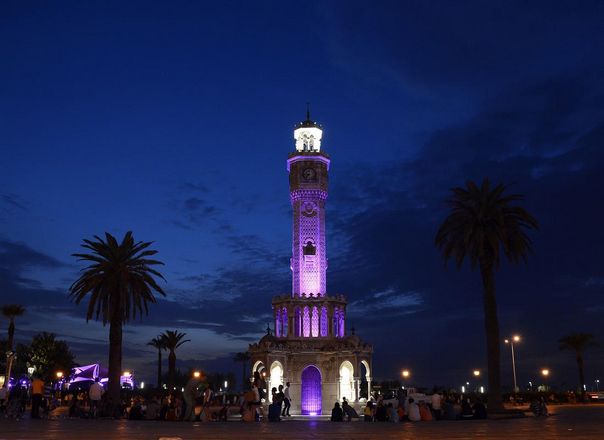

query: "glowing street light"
(541, 369), (549, 377)
(193, 371), (201, 379)
(401, 369), (410, 379)
(123, 371), (132, 378)
(56, 371), (64, 379)
(596, 379), (600, 392)
(473, 370), (481, 377)
(504, 335), (521, 392)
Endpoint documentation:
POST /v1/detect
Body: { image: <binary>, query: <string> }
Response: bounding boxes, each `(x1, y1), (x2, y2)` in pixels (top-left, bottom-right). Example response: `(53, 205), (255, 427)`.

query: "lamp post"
(504, 335), (521, 393)
(473, 370), (481, 393)
(541, 369), (549, 391)
(596, 379), (600, 392)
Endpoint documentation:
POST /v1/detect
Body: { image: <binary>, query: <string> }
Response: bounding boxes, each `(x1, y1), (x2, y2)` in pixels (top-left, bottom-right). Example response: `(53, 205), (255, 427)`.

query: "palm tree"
(2, 304), (25, 351)
(69, 231), (165, 409)
(233, 351), (251, 391)
(148, 335), (167, 389)
(435, 179), (538, 410)
(161, 330), (190, 388)
(559, 333), (597, 400)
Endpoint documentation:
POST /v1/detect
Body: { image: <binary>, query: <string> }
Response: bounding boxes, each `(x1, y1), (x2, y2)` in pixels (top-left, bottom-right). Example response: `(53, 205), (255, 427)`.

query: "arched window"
(303, 306), (310, 337)
(311, 306), (319, 337)
(294, 307), (301, 337)
(320, 306), (328, 337)
(281, 307), (288, 337)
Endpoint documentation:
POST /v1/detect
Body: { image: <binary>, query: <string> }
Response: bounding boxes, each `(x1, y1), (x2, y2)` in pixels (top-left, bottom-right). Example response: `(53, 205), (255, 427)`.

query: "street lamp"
(401, 369), (410, 379)
(596, 379), (600, 392)
(193, 371), (201, 379)
(56, 371), (63, 379)
(504, 335), (521, 392)
(473, 370), (480, 377)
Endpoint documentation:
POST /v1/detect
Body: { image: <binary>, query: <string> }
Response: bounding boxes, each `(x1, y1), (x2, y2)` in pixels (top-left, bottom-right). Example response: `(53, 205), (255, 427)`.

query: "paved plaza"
(0, 405), (602, 440)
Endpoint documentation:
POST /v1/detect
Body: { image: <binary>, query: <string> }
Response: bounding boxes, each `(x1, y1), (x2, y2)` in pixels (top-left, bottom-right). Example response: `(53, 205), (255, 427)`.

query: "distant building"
(248, 111), (373, 415)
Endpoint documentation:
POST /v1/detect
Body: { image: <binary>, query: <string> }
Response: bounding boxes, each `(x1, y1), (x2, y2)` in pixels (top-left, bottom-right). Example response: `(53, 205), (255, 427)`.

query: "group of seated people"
(331, 395), (488, 422)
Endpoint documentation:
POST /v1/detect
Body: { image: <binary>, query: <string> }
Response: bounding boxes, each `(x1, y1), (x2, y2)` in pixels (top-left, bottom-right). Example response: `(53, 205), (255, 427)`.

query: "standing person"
(30, 375), (44, 419)
(407, 398), (421, 422)
(431, 391), (442, 420)
(183, 374), (201, 421)
(203, 385), (214, 406)
(88, 378), (104, 418)
(281, 382), (291, 417)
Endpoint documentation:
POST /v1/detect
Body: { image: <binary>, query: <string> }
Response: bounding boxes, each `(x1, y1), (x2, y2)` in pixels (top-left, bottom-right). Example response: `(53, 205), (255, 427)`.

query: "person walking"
(88, 378), (104, 418)
(30, 375), (44, 419)
(183, 374), (201, 421)
(281, 382), (291, 416)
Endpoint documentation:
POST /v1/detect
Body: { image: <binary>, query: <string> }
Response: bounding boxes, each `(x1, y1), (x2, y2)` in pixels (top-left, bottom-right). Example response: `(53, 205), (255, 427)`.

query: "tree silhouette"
(161, 330), (190, 388)
(233, 351), (251, 391)
(559, 333), (598, 400)
(148, 335), (167, 389)
(69, 231), (165, 410)
(436, 179), (538, 409)
(2, 304), (25, 352)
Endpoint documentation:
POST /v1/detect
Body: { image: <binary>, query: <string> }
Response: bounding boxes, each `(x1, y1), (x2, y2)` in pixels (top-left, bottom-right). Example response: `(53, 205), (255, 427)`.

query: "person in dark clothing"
(460, 398), (474, 419)
(473, 400), (487, 419)
(331, 402), (343, 421)
(375, 401), (388, 421)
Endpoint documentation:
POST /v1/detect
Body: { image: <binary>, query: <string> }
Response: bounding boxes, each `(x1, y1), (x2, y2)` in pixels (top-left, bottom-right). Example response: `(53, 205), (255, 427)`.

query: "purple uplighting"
(301, 365), (322, 415)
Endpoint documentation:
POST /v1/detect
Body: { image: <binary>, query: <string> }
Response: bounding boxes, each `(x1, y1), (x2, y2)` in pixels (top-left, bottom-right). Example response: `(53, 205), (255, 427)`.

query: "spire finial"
(306, 102), (310, 121)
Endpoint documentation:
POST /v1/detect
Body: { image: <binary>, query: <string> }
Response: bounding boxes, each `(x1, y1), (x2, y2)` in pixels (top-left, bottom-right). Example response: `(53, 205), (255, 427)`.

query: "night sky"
(1, 0), (603, 390)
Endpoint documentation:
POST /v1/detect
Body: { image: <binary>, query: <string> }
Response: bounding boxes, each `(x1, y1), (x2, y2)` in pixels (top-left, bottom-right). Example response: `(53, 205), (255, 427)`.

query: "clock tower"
(248, 111), (373, 415)
(287, 110), (330, 297)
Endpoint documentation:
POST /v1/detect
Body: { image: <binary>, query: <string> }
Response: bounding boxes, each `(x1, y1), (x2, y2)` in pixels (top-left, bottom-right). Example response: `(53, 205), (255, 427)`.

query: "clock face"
(302, 168), (316, 180)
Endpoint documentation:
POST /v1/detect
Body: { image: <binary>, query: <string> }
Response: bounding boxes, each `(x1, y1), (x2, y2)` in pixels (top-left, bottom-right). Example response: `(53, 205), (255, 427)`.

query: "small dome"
(295, 118), (321, 129)
(259, 333), (277, 345)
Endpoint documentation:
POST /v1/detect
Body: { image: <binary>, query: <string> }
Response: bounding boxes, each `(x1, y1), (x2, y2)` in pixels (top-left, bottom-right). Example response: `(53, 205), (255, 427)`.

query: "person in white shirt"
(431, 392), (442, 419)
(281, 382), (291, 417)
(88, 378), (104, 418)
(407, 398), (421, 422)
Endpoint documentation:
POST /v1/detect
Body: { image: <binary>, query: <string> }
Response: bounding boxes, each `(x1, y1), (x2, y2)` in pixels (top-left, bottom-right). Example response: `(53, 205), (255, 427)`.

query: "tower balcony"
(271, 293), (348, 339)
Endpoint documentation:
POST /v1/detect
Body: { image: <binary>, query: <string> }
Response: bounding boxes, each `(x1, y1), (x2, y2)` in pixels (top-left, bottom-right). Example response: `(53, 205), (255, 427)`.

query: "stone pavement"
(0, 405), (602, 439)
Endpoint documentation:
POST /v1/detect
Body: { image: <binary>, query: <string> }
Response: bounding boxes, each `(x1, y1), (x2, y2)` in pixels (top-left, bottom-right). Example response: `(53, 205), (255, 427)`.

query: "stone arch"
(268, 361), (284, 402)
(300, 365), (322, 415)
(360, 360), (371, 400)
(339, 360), (355, 402)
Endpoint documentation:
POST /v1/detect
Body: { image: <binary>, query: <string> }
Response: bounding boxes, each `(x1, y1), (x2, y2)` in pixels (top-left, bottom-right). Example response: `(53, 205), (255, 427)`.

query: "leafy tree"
(2, 304), (25, 351)
(559, 333), (598, 400)
(161, 330), (190, 388)
(147, 335), (167, 388)
(26, 332), (75, 382)
(233, 352), (250, 391)
(69, 231), (165, 410)
(435, 179), (538, 410)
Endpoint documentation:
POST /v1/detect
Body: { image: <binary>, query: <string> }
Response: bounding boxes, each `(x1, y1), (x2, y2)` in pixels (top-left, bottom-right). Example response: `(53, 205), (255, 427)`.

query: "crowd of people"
(1, 375), (551, 423)
(331, 393), (489, 422)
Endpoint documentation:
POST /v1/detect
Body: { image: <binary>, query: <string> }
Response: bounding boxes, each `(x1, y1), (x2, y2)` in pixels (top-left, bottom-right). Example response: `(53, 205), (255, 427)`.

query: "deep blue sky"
(1, 0), (603, 390)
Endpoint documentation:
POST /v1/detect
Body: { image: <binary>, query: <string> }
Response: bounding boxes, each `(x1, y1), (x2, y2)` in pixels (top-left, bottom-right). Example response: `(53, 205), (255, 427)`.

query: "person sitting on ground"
(341, 398), (358, 421)
(331, 402), (344, 421)
(387, 403), (399, 422)
(473, 398), (487, 419)
(363, 401), (374, 421)
(460, 398), (474, 420)
(407, 398), (421, 422)
(419, 401), (433, 421)
(375, 400), (387, 421)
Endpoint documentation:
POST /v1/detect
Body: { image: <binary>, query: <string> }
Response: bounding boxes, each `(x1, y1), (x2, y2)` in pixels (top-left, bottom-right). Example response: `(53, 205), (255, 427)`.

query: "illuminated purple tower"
(288, 112), (329, 297)
(248, 112), (373, 415)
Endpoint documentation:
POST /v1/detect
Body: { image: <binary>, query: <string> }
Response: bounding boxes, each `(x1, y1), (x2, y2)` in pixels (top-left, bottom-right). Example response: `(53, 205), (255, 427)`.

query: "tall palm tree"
(435, 179), (538, 410)
(148, 335), (167, 389)
(2, 304), (25, 352)
(69, 231), (165, 409)
(161, 330), (190, 388)
(233, 351), (251, 391)
(559, 333), (597, 400)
